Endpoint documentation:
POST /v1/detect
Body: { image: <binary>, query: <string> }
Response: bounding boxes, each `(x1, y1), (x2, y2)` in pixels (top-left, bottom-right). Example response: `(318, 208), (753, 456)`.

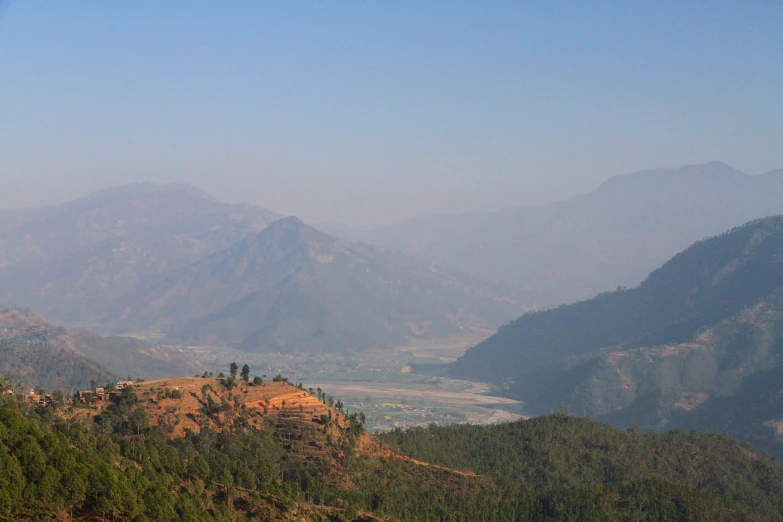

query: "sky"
(1, 1), (782, 229)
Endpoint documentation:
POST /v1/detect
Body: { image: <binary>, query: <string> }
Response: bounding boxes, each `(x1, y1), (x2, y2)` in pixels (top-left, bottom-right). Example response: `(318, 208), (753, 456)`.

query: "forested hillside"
(379, 414), (783, 517)
(0, 338), (115, 392)
(452, 215), (783, 456)
(2, 376), (782, 521)
(0, 307), (201, 389)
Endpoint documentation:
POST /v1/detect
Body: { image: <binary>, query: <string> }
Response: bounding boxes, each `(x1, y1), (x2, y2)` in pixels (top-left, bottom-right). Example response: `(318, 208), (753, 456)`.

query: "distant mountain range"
(451, 215), (783, 457)
(361, 161), (783, 305)
(0, 306), (201, 390)
(0, 182), (281, 325)
(0, 185), (521, 352)
(4, 161), (782, 355)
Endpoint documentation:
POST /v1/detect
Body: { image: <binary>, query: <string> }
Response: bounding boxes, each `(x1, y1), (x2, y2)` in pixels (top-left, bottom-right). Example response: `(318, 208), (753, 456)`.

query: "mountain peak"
(598, 161), (748, 192)
(260, 216), (336, 244)
(268, 215), (307, 228)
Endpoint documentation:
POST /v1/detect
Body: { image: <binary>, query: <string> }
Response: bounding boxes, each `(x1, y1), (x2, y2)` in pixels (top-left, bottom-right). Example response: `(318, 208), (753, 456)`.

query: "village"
(2, 379), (136, 407)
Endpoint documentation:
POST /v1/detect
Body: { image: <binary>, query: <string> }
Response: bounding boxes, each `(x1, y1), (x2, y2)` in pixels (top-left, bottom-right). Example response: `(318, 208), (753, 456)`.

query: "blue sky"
(1, 1), (781, 227)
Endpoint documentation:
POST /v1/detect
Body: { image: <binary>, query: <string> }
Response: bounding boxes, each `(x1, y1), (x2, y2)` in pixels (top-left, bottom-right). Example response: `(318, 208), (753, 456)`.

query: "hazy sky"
(1, 2), (781, 228)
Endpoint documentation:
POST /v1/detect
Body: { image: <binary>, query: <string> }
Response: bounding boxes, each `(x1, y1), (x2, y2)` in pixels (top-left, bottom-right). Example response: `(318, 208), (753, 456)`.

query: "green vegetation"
(452, 215), (783, 456)
(0, 338), (115, 391)
(0, 380), (364, 521)
(0, 306), (201, 389)
(376, 414), (783, 521)
(3, 368), (783, 521)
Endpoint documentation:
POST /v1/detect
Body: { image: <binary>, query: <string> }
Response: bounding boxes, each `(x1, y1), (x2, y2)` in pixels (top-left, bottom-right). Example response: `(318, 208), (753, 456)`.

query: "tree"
(52, 390), (65, 407)
(241, 364), (250, 383)
(253, 376), (263, 386)
(230, 362), (238, 379)
(129, 407), (150, 435)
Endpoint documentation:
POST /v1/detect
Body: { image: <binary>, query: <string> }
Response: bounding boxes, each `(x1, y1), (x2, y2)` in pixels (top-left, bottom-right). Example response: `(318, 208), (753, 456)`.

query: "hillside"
(364, 161), (783, 305)
(452, 215), (783, 456)
(0, 307), (202, 389)
(0, 338), (114, 393)
(379, 414), (783, 517)
(3, 372), (783, 520)
(0, 186), (521, 352)
(113, 217), (521, 352)
(0, 183), (280, 326)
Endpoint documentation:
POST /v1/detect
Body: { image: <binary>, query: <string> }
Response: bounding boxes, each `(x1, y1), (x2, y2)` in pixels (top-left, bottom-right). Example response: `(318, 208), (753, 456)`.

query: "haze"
(1, 1), (782, 228)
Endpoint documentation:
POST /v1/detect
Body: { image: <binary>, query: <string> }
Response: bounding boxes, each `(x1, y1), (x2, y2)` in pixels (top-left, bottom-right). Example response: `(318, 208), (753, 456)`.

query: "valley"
(176, 334), (523, 431)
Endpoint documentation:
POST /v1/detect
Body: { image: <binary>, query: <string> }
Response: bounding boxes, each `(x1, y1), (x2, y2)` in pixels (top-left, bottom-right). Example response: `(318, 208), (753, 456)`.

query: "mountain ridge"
(363, 161), (783, 305)
(450, 214), (783, 457)
(0, 183), (282, 324)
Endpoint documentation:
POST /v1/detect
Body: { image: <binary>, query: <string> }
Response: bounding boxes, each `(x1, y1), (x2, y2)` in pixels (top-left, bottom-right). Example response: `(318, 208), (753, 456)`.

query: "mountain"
(0, 186), (520, 352)
(3, 372), (783, 520)
(364, 161), (783, 305)
(0, 183), (281, 326)
(0, 306), (202, 389)
(115, 217), (521, 352)
(451, 215), (783, 456)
